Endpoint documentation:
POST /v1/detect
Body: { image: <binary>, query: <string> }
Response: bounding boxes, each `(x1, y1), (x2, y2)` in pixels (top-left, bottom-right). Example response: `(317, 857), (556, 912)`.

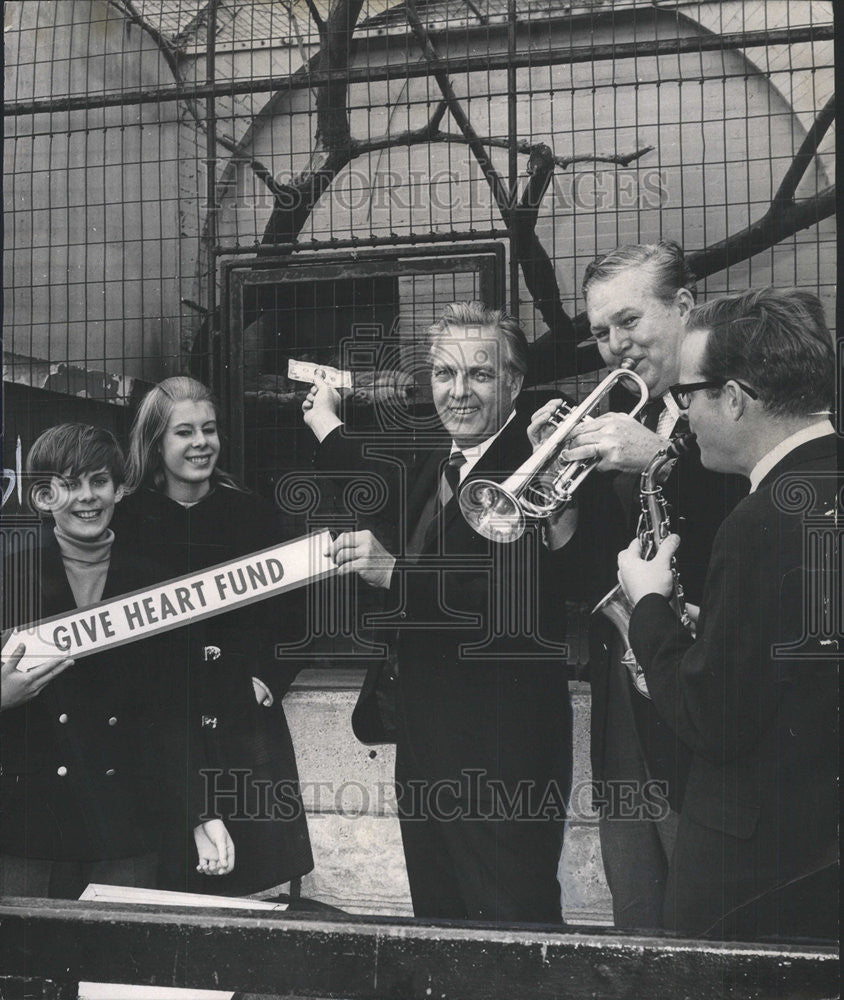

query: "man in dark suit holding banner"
(618, 287), (838, 940)
(303, 302), (579, 924)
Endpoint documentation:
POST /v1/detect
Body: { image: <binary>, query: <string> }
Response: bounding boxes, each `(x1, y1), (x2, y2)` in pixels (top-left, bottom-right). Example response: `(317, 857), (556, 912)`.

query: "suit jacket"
(585, 398), (747, 806)
(1, 529), (203, 861)
(316, 408), (574, 804)
(628, 434), (839, 938)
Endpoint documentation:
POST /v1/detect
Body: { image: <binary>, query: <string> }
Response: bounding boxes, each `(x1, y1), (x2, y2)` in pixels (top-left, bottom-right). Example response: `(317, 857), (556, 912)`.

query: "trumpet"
(593, 431), (697, 698)
(459, 359), (649, 542)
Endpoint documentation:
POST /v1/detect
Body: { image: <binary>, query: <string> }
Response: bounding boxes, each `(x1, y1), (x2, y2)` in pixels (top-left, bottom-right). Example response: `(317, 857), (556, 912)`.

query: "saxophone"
(592, 431), (697, 698)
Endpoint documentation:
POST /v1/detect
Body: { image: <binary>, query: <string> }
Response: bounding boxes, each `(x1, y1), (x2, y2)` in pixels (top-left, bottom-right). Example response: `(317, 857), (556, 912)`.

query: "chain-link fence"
(4, 0), (835, 486)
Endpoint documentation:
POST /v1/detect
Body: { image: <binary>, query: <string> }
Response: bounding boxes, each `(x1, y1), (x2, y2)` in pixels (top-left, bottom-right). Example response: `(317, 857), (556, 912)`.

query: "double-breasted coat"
(113, 485), (313, 895)
(1, 530), (203, 863)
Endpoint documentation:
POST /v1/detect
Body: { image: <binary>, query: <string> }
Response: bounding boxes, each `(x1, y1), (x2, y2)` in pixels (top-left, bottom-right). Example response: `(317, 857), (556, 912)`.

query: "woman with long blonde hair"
(116, 376), (313, 896)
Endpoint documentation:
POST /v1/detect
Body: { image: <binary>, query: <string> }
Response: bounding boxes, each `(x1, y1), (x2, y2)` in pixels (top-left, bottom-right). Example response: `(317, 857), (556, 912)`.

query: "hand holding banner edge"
(3, 529), (339, 672)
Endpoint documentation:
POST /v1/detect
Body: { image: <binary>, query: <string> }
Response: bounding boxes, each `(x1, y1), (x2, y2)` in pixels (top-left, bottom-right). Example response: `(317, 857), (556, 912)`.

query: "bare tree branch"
(353, 120), (653, 169)
(428, 134), (653, 170)
(771, 93), (835, 210)
(404, 0), (512, 215)
(400, 4), (650, 198)
(107, 0), (186, 89)
(685, 101), (838, 281)
(263, 0), (365, 246)
(463, 0), (489, 25)
(217, 138), (291, 201)
(279, 0), (316, 66)
(304, 0), (327, 39)
(688, 184), (836, 281)
(349, 100), (447, 154)
(107, 0), (288, 204)
(554, 147), (655, 170)
(256, 0), (650, 275)
(510, 145), (578, 379)
(314, 0), (362, 154)
(171, 0), (217, 52)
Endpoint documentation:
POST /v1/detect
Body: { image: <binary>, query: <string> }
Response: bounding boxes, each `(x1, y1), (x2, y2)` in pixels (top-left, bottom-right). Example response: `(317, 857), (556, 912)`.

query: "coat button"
(108, 717), (117, 726)
(58, 713), (69, 724)
(105, 769), (116, 776)
(57, 766), (68, 776)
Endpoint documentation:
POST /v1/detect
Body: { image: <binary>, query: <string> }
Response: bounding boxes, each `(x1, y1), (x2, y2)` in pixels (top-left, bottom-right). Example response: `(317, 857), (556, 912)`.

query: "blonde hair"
(125, 376), (243, 494)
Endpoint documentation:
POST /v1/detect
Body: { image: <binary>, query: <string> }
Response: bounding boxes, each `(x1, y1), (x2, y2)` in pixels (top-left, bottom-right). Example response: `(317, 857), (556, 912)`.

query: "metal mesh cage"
(3, 0), (836, 478)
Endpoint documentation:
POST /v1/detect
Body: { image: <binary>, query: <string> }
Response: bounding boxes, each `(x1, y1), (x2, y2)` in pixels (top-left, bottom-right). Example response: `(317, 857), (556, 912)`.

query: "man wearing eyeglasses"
(529, 241), (746, 931)
(617, 287), (838, 941)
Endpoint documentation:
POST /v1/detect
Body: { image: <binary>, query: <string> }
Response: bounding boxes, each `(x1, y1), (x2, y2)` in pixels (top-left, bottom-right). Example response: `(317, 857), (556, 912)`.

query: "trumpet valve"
(548, 401), (575, 427)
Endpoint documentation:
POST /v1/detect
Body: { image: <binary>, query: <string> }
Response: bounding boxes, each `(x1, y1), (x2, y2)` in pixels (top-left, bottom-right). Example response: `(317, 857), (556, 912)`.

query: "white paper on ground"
(77, 883), (287, 1000)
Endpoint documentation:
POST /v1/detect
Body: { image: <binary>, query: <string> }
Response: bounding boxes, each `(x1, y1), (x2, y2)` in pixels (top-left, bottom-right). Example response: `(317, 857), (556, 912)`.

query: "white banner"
(4, 530), (338, 672)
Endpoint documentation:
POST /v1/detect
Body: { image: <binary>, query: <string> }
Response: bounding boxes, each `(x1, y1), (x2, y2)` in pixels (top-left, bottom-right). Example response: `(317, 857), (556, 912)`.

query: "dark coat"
(113, 485), (313, 894)
(586, 405), (747, 807)
(1, 530), (202, 862)
(629, 434), (839, 940)
(316, 410), (573, 804)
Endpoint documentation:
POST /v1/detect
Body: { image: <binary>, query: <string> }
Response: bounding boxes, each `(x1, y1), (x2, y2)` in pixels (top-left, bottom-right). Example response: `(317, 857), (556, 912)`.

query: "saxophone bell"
(593, 430), (697, 698)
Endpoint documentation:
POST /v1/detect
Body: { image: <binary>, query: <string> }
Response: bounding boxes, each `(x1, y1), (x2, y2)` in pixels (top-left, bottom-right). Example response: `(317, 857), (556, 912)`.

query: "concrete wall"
(3, 0), (202, 385)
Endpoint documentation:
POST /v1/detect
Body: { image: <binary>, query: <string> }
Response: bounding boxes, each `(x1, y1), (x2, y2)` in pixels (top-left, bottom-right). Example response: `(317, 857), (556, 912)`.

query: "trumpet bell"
(457, 361), (649, 543)
(458, 478), (526, 543)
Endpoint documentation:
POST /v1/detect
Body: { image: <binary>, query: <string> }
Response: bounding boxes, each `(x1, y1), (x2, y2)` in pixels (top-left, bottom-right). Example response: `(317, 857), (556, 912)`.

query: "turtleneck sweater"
(54, 525), (115, 608)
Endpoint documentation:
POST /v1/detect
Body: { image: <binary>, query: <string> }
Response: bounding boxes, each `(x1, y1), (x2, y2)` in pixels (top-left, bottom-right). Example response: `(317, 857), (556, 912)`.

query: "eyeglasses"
(668, 380), (759, 410)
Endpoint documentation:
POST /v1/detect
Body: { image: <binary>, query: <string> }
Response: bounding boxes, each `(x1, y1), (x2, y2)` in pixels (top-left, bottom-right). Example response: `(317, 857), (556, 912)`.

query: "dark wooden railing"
(0, 897), (838, 999)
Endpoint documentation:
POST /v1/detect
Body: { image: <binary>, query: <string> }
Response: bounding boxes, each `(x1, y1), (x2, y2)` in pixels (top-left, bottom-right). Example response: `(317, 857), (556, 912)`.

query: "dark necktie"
(640, 397), (665, 432)
(407, 451), (466, 556)
(440, 451), (467, 507)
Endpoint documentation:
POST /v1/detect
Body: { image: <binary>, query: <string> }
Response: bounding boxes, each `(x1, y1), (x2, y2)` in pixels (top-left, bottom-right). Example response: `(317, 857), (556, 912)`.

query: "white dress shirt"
(656, 391), (681, 439)
(449, 408), (517, 482)
(748, 420), (835, 493)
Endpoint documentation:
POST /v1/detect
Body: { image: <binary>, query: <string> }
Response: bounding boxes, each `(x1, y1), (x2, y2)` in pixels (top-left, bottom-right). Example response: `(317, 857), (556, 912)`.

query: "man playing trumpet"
(617, 287), (838, 941)
(529, 241), (746, 930)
